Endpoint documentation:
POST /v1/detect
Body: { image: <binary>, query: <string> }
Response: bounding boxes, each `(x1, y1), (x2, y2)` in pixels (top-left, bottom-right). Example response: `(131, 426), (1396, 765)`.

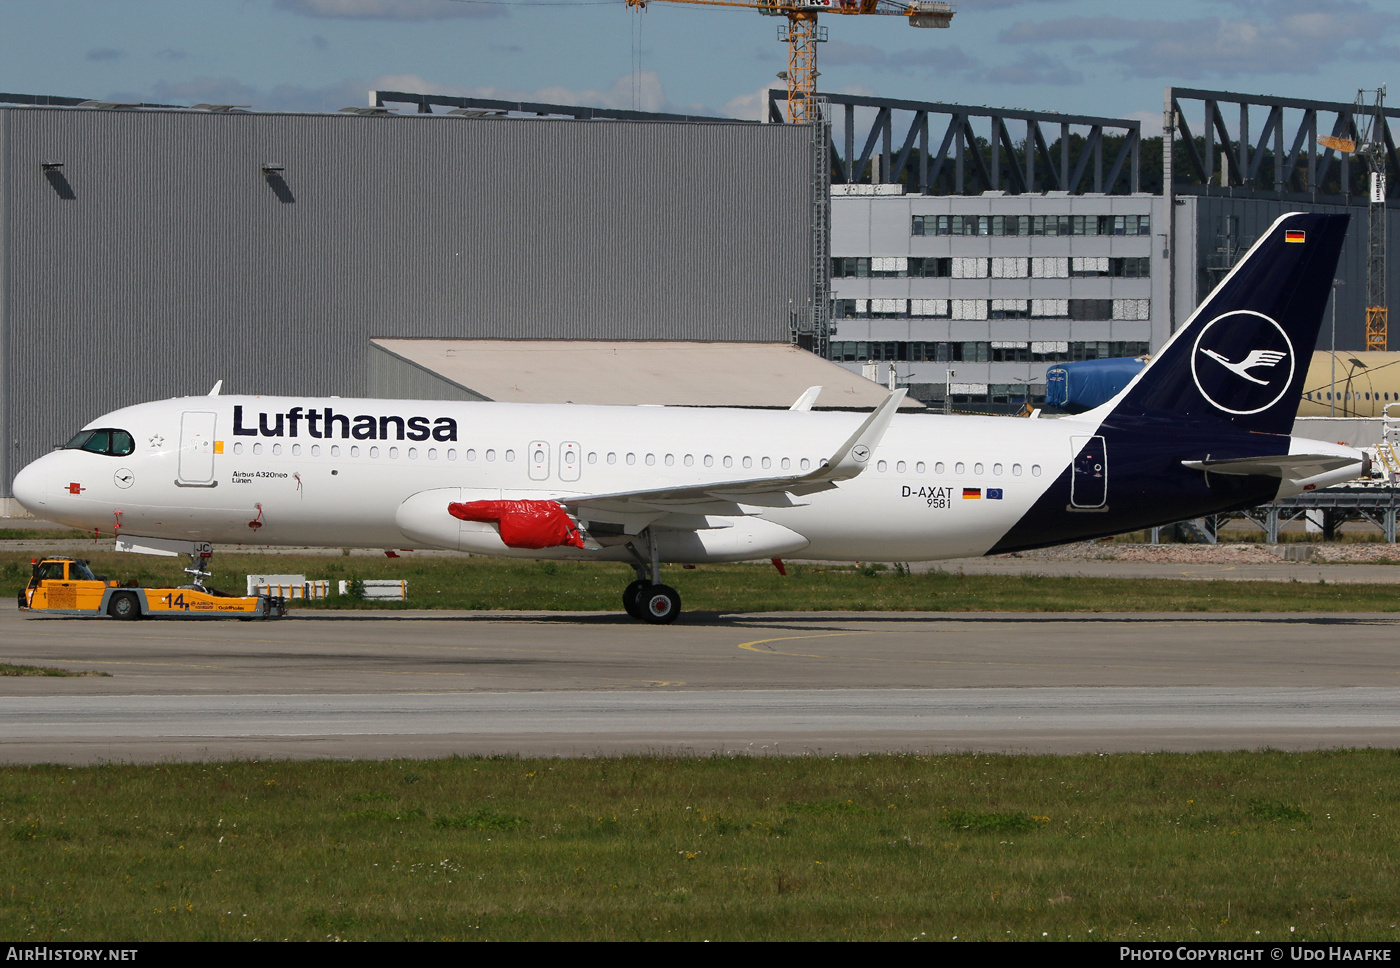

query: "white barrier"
(246, 575), (329, 599)
(338, 579), (407, 601)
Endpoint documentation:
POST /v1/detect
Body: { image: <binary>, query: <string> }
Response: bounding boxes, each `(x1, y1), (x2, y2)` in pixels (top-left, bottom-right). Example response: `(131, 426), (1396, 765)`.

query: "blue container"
(1044, 357), (1148, 412)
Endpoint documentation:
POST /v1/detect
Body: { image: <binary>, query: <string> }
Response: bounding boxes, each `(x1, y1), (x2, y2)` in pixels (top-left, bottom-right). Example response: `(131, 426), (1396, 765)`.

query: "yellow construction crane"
(624, 0), (954, 124)
(1320, 87), (1389, 351)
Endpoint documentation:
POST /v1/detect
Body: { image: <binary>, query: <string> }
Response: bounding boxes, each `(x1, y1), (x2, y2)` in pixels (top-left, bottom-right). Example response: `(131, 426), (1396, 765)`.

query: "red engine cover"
(447, 500), (585, 550)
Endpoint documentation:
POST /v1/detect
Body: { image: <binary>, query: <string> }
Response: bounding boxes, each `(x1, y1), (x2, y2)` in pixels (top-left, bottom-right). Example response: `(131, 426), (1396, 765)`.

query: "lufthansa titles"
(233, 405), (458, 442)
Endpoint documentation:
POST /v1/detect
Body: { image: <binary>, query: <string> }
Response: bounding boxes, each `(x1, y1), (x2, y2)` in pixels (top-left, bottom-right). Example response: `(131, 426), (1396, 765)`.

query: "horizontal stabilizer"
(789, 386), (822, 411)
(1181, 454), (1362, 479)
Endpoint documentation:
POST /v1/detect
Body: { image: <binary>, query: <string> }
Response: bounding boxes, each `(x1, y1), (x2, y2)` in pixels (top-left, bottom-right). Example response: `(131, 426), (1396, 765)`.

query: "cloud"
(998, 3), (1396, 80)
(998, 15), (1141, 43)
(106, 76), (257, 108)
(1123, 109), (1164, 139)
(266, 79), (379, 111)
(823, 41), (981, 73)
(275, 0), (503, 19)
(722, 83), (783, 122)
(820, 40), (1077, 89)
(153, 49), (188, 62)
(960, 0), (1069, 7)
(111, 71), (734, 119)
(370, 72), (714, 117)
(112, 76), (371, 112)
(979, 50), (1082, 86)
(721, 82), (879, 122)
(309, 35), (330, 50)
(86, 48), (125, 63)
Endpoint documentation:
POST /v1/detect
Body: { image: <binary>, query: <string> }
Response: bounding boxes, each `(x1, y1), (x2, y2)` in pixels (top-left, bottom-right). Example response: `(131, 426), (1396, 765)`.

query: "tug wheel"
(107, 592), (141, 620)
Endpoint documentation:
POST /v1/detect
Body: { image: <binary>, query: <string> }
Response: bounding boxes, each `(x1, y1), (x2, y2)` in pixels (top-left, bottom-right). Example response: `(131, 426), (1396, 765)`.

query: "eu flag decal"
(987, 488), (1003, 500)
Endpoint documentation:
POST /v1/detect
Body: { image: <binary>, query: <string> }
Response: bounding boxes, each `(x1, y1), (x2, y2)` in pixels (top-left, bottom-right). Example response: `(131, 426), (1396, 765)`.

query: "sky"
(0, 0), (1395, 134)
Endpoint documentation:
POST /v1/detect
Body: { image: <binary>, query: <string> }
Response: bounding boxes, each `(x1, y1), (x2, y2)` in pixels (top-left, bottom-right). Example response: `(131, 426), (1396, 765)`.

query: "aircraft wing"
(562, 390), (905, 522)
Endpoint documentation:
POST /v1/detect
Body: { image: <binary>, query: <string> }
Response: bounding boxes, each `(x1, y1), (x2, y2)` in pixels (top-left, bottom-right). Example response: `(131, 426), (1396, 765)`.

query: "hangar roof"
(371, 339), (919, 409)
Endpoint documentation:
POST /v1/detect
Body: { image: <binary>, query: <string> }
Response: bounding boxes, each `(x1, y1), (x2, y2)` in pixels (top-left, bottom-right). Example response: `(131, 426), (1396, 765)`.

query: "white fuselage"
(14, 395), (1365, 564)
(15, 396), (1096, 562)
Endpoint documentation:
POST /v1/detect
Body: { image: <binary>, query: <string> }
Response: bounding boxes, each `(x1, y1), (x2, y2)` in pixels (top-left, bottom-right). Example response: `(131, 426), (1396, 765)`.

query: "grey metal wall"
(1184, 195), (1399, 352)
(367, 345), (484, 402)
(0, 107), (813, 496)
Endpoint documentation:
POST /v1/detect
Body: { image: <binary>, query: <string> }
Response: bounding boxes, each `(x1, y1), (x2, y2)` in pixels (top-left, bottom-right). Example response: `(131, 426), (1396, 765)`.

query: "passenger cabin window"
(64, 428), (134, 457)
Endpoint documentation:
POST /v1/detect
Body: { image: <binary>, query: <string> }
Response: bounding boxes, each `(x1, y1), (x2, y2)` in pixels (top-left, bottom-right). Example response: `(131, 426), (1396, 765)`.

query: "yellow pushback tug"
(19, 556), (285, 620)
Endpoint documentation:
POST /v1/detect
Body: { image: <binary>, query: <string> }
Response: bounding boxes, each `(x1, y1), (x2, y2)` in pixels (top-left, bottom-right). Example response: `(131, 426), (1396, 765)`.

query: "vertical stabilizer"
(1110, 212), (1349, 434)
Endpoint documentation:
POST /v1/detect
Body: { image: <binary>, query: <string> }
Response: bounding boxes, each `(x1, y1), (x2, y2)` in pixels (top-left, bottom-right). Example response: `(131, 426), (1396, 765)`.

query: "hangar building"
(2, 85), (1397, 510)
(814, 88), (1400, 411)
(0, 93), (831, 510)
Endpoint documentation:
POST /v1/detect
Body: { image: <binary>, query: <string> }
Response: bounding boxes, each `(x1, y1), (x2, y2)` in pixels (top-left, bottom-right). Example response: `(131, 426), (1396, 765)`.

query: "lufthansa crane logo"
(1190, 310), (1295, 415)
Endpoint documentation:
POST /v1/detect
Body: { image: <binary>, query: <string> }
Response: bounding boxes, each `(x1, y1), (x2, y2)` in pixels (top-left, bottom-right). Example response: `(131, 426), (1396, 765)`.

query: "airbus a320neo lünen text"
(13, 213), (1366, 623)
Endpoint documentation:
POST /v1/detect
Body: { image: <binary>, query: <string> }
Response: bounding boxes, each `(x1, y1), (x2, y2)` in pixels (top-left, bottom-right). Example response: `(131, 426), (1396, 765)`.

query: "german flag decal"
(962, 487), (981, 499)
(1285, 230), (1306, 243)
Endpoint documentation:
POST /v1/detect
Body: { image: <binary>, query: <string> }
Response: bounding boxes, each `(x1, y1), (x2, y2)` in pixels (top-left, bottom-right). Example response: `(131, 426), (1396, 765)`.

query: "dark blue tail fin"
(1110, 212), (1349, 434)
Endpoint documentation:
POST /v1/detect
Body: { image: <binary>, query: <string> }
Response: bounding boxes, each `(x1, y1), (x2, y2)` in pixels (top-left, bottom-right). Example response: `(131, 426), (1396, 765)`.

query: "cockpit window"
(64, 428), (134, 457)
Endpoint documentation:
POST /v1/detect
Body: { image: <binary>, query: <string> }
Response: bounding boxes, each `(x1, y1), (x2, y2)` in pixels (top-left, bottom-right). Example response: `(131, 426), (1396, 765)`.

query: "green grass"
(0, 663), (107, 678)
(4, 552), (1400, 613)
(0, 529), (92, 541)
(0, 751), (1396, 941)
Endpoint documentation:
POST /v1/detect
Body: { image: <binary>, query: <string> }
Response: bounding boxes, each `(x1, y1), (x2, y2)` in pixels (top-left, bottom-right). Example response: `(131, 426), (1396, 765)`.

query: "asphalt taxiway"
(3, 605), (1399, 762)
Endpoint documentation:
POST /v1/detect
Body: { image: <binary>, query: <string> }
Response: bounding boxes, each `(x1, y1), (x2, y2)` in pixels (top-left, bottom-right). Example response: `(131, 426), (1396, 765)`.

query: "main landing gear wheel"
(640, 584), (681, 625)
(622, 579), (649, 619)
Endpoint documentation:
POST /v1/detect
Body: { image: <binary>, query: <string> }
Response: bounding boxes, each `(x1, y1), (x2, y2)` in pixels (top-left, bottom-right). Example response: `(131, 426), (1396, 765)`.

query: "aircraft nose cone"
(11, 457), (50, 513)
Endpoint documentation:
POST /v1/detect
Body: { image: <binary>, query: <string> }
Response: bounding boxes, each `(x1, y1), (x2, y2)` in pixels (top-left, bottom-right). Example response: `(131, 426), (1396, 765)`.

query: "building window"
(910, 299), (950, 318)
(952, 299), (988, 320)
(868, 298), (908, 317)
(833, 298), (949, 319)
(1112, 298), (1150, 320)
(990, 258), (1029, 279)
(836, 297), (1117, 322)
(1071, 256), (1151, 277)
(1069, 299), (1114, 321)
(1031, 340), (1069, 361)
(951, 258), (988, 279)
(829, 340), (1148, 365)
(991, 341), (1031, 362)
(990, 299), (1030, 319)
(1071, 256), (1110, 276)
(914, 213), (1150, 238)
(910, 257), (952, 278)
(1031, 298), (1069, 317)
